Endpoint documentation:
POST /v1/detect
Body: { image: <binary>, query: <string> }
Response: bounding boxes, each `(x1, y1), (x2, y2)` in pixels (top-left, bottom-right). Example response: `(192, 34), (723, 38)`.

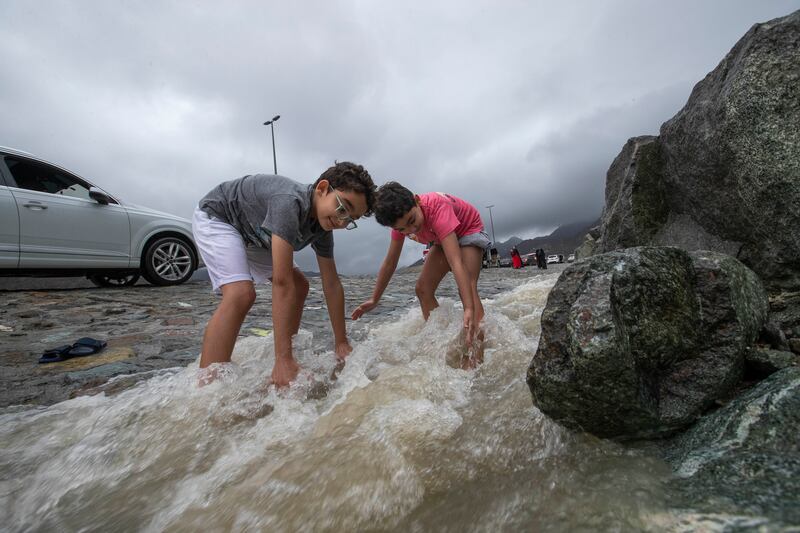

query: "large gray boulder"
(662, 367), (800, 527)
(527, 247), (769, 439)
(587, 11), (800, 293)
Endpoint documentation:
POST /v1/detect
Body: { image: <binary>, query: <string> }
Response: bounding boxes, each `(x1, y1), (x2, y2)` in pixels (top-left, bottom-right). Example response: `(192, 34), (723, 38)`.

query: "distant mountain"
(511, 219), (599, 258)
(405, 219), (599, 267)
(495, 236), (522, 254)
(491, 236), (522, 257)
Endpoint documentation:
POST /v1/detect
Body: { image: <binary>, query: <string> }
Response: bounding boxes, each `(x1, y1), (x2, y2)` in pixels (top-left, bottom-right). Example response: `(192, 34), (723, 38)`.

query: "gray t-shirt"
(198, 174), (333, 257)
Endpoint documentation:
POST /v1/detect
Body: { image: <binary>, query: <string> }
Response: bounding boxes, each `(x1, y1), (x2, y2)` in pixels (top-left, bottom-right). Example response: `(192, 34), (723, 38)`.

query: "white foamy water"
(0, 273), (672, 531)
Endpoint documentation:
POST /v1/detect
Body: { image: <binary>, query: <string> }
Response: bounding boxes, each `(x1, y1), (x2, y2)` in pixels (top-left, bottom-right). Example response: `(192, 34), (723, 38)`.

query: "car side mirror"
(89, 187), (110, 205)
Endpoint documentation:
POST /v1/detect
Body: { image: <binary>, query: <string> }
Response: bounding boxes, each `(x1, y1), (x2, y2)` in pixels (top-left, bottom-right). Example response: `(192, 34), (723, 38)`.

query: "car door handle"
(23, 202), (48, 210)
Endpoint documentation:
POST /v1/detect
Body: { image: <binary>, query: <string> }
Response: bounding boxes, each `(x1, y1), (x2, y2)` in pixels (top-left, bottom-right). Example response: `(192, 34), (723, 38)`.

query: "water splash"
(0, 273), (670, 531)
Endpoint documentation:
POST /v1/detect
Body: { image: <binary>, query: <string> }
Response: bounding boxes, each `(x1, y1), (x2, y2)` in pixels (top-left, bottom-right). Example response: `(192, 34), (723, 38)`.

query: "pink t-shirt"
(390, 192), (484, 244)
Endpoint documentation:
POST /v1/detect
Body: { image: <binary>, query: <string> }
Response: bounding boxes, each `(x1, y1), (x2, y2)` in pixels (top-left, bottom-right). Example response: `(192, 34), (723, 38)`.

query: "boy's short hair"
(374, 181), (416, 227)
(315, 162), (377, 216)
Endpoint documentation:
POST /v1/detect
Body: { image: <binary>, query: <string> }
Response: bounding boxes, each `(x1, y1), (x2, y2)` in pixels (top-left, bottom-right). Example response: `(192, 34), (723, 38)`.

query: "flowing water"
(0, 268), (675, 531)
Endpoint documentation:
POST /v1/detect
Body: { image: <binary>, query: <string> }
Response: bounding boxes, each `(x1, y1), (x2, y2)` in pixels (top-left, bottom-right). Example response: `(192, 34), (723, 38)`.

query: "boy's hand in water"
(335, 341), (353, 360)
(351, 299), (378, 320)
(463, 308), (475, 344)
(271, 355), (300, 388)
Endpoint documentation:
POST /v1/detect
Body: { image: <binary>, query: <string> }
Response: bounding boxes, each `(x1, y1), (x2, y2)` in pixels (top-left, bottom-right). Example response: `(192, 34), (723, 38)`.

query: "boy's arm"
(439, 232), (476, 343)
(271, 235), (300, 386)
(352, 238), (404, 320)
(317, 254), (351, 359)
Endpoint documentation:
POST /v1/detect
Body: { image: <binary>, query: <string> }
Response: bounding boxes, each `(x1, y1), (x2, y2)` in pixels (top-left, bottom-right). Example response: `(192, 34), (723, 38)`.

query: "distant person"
(511, 247), (523, 269)
(352, 183), (490, 368)
(192, 163), (376, 387)
(537, 248), (547, 269)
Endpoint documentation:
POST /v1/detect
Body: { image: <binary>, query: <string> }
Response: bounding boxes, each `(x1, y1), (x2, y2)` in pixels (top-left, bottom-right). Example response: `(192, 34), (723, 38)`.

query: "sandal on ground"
(38, 338), (107, 364)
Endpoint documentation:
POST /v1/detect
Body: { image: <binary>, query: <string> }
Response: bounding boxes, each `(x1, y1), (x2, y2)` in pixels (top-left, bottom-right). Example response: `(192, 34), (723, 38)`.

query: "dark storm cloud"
(1, 0), (798, 274)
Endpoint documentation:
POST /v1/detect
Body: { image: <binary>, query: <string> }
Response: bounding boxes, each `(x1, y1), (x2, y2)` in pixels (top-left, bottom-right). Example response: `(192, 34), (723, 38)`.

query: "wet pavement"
(1, 281), (215, 407)
(0, 265), (564, 408)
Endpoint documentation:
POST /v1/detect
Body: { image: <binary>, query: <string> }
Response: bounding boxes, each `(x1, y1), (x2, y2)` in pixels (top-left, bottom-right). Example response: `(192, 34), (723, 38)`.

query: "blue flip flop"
(38, 338), (107, 364)
(73, 337), (107, 352)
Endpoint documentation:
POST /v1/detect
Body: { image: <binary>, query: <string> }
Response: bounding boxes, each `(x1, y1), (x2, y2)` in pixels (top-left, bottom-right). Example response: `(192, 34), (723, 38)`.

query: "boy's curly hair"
(374, 181), (416, 227)
(315, 162), (377, 216)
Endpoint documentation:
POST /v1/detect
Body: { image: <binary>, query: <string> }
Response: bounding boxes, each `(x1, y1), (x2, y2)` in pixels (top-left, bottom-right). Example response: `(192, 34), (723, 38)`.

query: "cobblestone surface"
(1, 281), (215, 406)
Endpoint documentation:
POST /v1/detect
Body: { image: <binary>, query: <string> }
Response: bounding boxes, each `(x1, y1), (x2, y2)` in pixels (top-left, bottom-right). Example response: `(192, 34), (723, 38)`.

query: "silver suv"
(0, 146), (198, 287)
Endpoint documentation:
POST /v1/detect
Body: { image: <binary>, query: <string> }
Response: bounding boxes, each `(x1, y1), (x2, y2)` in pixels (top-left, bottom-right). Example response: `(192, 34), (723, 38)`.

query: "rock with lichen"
(527, 246), (768, 439)
(582, 10), (800, 296)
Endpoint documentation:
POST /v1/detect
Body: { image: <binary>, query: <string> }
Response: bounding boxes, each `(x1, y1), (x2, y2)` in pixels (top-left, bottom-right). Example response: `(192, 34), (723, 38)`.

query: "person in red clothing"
(511, 247), (523, 269)
(352, 182), (490, 366)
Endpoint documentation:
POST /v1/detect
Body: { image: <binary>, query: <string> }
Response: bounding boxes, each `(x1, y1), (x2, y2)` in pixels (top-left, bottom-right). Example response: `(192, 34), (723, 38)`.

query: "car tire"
(142, 236), (196, 286)
(88, 272), (141, 288)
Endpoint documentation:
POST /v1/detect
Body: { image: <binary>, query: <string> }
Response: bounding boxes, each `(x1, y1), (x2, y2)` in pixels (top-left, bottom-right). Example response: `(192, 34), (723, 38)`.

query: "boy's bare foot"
(271, 355), (300, 388)
(197, 367), (218, 387)
(197, 363), (234, 387)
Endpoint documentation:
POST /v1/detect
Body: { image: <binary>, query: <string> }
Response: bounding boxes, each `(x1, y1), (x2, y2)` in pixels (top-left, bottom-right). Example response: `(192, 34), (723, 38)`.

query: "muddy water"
(0, 269), (672, 531)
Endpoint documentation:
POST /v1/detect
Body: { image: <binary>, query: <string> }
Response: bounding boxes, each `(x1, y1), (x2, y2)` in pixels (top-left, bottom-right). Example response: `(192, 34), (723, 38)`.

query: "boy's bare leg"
(200, 280), (256, 368)
(415, 244), (450, 319)
(461, 245), (486, 369)
(289, 267), (310, 335)
(462, 246), (485, 324)
(258, 268), (308, 389)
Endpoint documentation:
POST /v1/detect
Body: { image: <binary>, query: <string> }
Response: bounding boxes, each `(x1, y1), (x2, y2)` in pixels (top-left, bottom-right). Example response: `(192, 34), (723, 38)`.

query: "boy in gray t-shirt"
(191, 162), (376, 387)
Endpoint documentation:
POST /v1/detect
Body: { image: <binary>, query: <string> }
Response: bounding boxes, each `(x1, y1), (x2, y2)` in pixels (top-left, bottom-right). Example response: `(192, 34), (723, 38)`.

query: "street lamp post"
(485, 204), (497, 245)
(485, 204), (498, 267)
(263, 115), (281, 174)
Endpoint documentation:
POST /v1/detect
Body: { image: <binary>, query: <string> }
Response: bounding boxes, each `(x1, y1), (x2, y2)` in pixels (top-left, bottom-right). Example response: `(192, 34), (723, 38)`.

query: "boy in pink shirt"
(352, 182), (490, 365)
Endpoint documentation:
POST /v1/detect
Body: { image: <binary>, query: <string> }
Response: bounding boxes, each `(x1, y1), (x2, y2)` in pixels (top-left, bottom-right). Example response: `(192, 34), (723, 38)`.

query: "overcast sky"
(1, 1), (797, 274)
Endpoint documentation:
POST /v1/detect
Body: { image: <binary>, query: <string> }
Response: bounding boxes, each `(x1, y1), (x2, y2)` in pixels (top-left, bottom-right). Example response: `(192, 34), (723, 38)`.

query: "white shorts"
(192, 208), (294, 293)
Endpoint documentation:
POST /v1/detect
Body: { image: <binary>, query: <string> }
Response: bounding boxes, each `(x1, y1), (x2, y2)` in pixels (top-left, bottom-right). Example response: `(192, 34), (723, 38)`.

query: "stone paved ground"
(1, 280), (217, 407)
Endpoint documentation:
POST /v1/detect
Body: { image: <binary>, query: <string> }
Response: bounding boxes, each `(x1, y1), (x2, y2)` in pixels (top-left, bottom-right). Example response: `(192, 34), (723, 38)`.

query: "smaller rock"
(760, 321), (790, 351)
(70, 372), (153, 399)
(745, 347), (798, 380)
(789, 338), (800, 355)
(161, 317), (195, 326)
(65, 361), (137, 383)
(662, 368), (800, 526)
(28, 321), (57, 329)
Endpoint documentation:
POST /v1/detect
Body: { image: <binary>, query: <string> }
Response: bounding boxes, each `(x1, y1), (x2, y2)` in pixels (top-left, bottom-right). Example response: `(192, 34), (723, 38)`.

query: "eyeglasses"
(333, 190), (358, 230)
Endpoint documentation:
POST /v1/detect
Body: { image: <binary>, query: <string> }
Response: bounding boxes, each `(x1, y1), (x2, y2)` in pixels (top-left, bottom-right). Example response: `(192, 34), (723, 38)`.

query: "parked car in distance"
(567, 254), (576, 262)
(547, 255), (560, 264)
(0, 146), (198, 287)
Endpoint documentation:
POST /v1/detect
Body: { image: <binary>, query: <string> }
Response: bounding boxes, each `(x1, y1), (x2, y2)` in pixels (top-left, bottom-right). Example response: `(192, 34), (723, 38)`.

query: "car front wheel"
(142, 236), (196, 286)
